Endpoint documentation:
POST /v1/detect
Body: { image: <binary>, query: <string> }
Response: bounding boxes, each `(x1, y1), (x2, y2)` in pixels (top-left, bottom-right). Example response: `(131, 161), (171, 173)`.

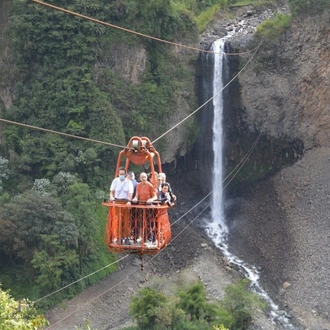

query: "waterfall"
(210, 39), (228, 239)
(202, 38), (298, 329)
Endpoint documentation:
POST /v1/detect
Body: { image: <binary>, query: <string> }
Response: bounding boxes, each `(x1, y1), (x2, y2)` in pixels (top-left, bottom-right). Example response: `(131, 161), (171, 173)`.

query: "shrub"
(129, 287), (168, 329)
(256, 13), (292, 40)
(219, 279), (267, 330)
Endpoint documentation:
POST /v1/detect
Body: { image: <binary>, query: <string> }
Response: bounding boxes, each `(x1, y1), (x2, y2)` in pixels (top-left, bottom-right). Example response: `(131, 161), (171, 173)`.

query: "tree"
(220, 279), (267, 330)
(176, 281), (218, 322)
(213, 326), (229, 330)
(31, 234), (78, 292)
(129, 287), (168, 329)
(0, 157), (10, 193)
(0, 285), (48, 329)
(63, 182), (99, 273)
(0, 190), (77, 265)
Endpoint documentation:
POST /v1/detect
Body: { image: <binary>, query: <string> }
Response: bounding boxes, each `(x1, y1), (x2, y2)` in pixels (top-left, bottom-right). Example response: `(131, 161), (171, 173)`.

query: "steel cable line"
(34, 255), (129, 304)
(151, 35), (265, 144)
(46, 260), (143, 329)
(4, 2), (264, 149)
(0, 118), (126, 149)
(46, 130), (262, 329)
(29, 0), (258, 56)
(7, 1), (263, 319)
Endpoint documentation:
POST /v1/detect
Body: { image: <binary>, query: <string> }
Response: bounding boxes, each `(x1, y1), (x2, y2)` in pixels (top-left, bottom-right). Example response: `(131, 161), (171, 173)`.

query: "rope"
(151, 35), (265, 144)
(0, 118), (126, 149)
(45, 129), (262, 329)
(5, 1), (265, 322)
(29, 0), (258, 56)
(47, 258), (141, 329)
(35, 255), (129, 304)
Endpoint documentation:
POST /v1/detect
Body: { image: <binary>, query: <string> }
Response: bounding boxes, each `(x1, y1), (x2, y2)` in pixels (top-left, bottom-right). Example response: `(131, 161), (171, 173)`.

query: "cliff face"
(204, 6), (330, 195)
(238, 10), (330, 149)
(0, 2), (198, 165)
(222, 7), (330, 329)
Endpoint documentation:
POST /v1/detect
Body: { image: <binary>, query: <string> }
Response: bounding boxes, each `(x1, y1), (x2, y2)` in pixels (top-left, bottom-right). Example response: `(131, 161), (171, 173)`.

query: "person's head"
(147, 171), (158, 183)
(158, 173), (166, 183)
(118, 167), (126, 181)
(140, 172), (148, 183)
(161, 183), (169, 193)
(127, 171), (135, 180)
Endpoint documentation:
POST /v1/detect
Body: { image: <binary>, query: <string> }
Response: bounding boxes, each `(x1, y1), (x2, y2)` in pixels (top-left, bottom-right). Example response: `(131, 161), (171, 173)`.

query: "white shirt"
(110, 178), (133, 199)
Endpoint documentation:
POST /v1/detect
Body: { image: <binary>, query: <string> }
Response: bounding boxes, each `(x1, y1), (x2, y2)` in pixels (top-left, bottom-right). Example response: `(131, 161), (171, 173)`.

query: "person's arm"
(132, 184), (139, 202)
(126, 181), (133, 205)
(110, 179), (116, 201)
(147, 187), (157, 204)
(126, 192), (132, 205)
(170, 192), (177, 202)
(110, 190), (115, 201)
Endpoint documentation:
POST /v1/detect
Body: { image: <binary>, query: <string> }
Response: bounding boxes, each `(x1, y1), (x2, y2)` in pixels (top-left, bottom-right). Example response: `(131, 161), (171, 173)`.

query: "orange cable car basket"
(102, 137), (172, 255)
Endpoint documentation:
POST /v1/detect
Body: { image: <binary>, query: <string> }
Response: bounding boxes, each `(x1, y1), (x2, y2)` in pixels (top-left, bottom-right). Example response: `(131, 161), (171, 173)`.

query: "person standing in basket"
(132, 172), (157, 246)
(109, 167), (133, 244)
(110, 166), (133, 203)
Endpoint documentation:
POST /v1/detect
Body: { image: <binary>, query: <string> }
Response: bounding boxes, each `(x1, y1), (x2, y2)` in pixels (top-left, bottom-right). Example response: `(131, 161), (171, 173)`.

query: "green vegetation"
(228, 0), (273, 7)
(220, 279), (267, 329)
(0, 175), (116, 310)
(196, 1), (228, 32)
(256, 13), (292, 40)
(0, 285), (48, 329)
(0, 0), (200, 309)
(127, 279), (266, 330)
(288, 0), (330, 16)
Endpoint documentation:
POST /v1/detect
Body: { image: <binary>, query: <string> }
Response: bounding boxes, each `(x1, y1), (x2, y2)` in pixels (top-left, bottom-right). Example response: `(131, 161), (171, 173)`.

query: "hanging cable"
(151, 35), (265, 144)
(34, 255), (129, 304)
(0, 118), (126, 149)
(29, 0), (258, 56)
(45, 129), (263, 329)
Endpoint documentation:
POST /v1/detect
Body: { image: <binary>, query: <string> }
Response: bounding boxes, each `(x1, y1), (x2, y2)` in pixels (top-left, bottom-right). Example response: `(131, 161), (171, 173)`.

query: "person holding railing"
(157, 172), (177, 202)
(132, 172), (157, 204)
(132, 172), (157, 246)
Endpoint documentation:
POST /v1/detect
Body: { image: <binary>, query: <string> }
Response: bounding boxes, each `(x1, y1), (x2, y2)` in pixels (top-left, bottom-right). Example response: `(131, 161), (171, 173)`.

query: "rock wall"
(237, 9), (330, 150)
(220, 7), (330, 329)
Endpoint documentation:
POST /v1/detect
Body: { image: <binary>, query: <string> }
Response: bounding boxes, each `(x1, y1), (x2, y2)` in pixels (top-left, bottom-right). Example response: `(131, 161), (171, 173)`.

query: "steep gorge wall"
(212, 7), (330, 194)
(0, 2), (199, 166)
(237, 9), (330, 151)
(223, 8), (330, 329)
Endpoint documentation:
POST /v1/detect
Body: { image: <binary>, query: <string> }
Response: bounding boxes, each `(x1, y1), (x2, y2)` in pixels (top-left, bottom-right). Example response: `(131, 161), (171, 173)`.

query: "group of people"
(109, 167), (176, 206)
(109, 167), (176, 247)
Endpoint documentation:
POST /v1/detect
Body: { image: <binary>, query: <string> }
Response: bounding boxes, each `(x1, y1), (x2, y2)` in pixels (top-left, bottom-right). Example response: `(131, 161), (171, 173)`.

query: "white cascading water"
(205, 38), (297, 329)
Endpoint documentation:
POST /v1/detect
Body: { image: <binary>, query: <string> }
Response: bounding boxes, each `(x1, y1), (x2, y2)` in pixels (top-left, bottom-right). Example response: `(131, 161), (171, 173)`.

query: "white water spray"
(205, 38), (297, 329)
